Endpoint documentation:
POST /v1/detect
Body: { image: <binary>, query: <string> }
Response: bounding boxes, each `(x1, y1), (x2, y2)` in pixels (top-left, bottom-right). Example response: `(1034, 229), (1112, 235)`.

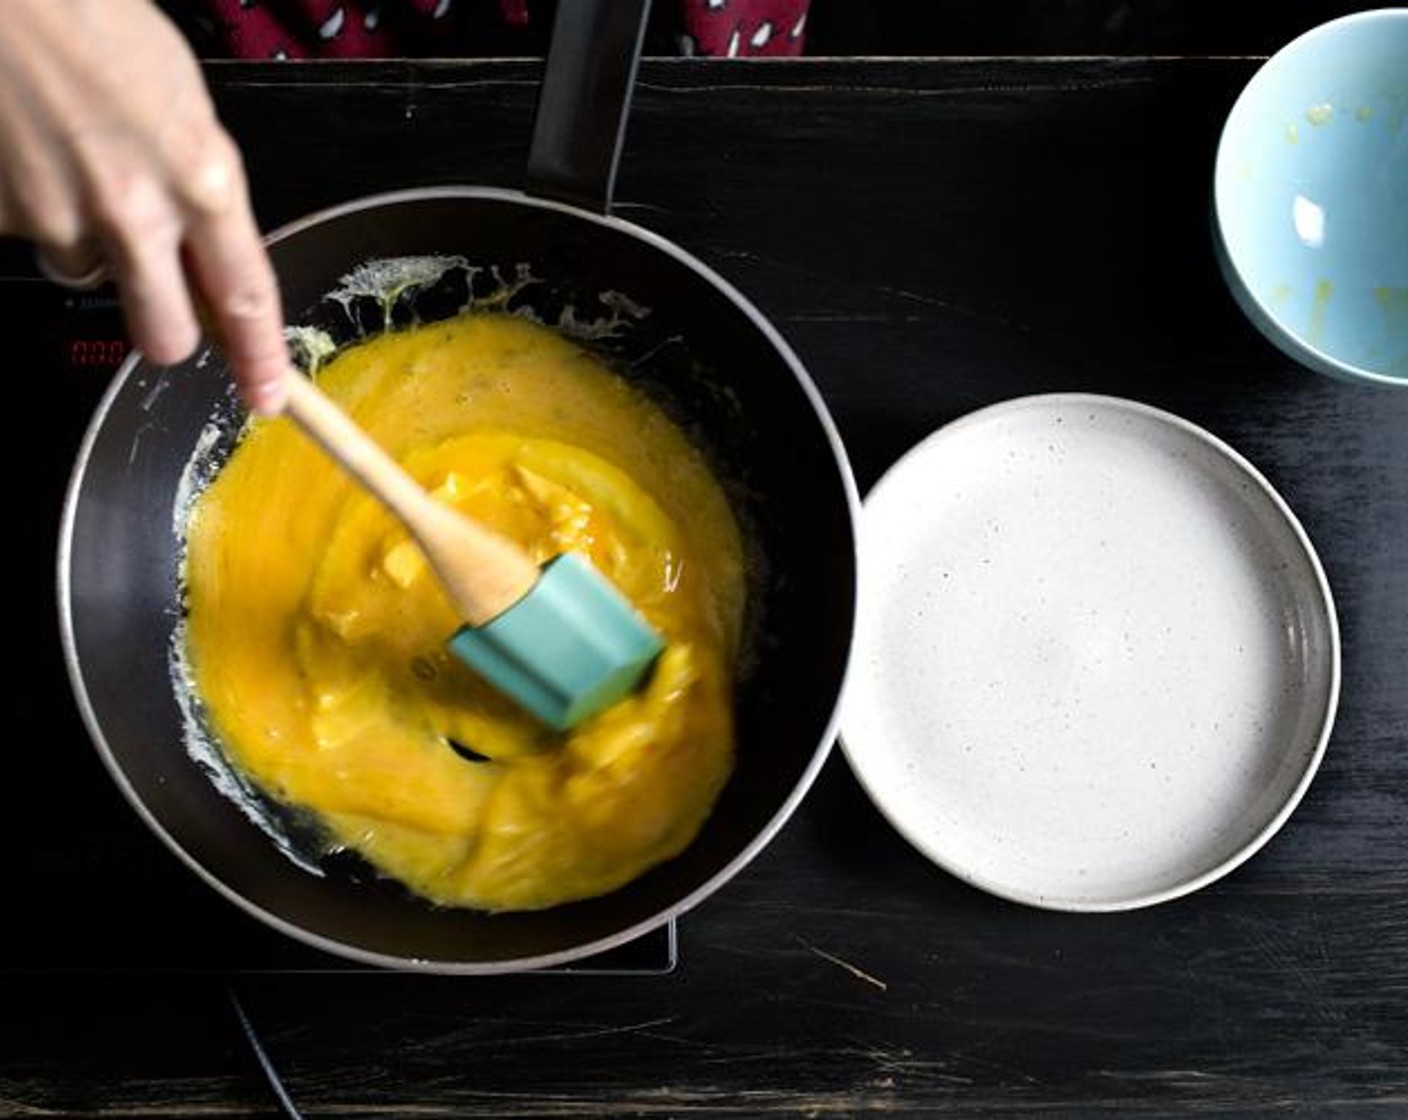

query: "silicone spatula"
(280, 370), (665, 731)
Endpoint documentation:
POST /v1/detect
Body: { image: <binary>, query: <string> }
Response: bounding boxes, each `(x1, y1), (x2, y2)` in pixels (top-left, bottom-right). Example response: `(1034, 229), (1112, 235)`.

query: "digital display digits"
(65, 338), (129, 371)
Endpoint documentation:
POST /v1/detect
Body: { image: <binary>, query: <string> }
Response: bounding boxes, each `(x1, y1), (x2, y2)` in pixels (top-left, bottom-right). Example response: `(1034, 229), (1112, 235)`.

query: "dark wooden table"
(4, 57), (1405, 1118)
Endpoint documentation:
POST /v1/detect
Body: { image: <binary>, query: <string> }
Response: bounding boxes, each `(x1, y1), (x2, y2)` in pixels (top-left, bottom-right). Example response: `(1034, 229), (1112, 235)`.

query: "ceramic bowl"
(1212, 8), (1408, 387)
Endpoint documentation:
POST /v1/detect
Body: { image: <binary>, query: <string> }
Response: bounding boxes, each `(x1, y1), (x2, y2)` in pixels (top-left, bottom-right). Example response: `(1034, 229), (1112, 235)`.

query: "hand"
(0, 0), (289, 414)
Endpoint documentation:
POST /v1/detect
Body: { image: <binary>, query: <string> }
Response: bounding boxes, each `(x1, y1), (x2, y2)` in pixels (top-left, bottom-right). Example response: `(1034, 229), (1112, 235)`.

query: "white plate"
(839, 394), (1340, 911)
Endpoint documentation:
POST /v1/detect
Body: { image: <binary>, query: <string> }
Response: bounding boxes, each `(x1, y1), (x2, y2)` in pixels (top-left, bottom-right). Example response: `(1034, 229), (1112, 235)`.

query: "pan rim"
(56, 184), (862, 974)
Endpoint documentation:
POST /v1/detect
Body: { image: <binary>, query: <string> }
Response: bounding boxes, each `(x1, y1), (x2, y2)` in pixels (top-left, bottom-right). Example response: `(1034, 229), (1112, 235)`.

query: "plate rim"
(838, 392), (1342, 912)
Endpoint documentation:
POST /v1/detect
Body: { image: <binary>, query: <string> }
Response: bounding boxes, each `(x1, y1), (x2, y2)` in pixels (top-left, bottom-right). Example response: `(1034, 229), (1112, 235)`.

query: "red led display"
(65, 339), (129, 370)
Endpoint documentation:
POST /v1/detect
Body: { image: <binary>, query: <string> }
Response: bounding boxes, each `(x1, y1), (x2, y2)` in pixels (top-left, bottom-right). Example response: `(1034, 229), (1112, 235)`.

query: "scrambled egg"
(181, 311), (745, 911)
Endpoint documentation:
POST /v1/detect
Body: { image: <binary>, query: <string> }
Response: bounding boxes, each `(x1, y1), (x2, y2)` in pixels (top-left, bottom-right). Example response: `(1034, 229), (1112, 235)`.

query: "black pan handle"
(525, 0), (653, 214)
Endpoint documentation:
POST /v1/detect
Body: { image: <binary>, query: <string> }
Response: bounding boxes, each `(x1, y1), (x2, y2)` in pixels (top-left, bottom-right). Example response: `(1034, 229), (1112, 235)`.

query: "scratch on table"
(706, 247), (804, 272)
(797, 937), (888, 991)
(869, 282), (971, 312)
(703, 248), (1023, 329)
(869, 281), (1027, 329)
(490, 1015), (683, 1048)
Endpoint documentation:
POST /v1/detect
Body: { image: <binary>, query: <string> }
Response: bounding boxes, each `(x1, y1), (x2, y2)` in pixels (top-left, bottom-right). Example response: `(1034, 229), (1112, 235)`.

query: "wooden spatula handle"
(282, 371), (540, 625)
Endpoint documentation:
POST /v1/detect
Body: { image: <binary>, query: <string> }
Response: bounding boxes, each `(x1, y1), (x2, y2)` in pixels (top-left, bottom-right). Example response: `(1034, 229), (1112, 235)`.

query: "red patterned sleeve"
(193, 1), (808, 59)
(678, 0), (810, 57)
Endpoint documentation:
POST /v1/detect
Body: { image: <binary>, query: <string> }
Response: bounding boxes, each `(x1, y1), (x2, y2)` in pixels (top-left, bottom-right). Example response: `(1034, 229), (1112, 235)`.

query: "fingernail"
(249, 378), (287, 417)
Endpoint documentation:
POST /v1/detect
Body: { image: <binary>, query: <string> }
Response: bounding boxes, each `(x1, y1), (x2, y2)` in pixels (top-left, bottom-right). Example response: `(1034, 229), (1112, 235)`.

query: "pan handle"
(525, 0), (652, 214)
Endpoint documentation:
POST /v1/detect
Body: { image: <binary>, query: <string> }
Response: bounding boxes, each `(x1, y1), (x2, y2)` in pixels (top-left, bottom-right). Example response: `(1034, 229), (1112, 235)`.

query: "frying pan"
(58, 0), (859, 972)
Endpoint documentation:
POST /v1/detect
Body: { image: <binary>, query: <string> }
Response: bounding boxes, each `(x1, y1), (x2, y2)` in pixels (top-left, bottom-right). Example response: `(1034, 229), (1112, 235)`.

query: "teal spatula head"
(448, 552), (666, 731)
(276, 374), (663, 732)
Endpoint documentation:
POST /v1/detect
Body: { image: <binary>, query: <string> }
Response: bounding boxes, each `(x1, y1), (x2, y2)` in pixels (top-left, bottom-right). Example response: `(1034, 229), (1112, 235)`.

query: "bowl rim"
(1211, 6), (1408, 389)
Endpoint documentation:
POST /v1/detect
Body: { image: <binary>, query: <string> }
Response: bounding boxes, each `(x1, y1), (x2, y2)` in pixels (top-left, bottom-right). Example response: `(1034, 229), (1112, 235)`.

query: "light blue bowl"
(1213, 8), (1408, 388)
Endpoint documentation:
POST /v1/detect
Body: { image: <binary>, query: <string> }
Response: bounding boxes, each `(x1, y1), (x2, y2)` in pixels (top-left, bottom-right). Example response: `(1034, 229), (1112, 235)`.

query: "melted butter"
(181, 311), (745, 911)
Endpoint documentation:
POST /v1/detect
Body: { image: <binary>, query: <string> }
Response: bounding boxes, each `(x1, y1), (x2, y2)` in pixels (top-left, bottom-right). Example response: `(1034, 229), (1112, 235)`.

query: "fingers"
(94, 167), (203, 366)
(179, 134), (290, 416)
(29, 126), (290, 417)
(54, 120), (286, 416)
(0, 0), (287, 416)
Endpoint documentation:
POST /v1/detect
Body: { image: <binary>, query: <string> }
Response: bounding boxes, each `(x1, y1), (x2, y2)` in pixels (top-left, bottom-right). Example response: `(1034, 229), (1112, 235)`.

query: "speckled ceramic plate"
(839, 394), (1339, 911)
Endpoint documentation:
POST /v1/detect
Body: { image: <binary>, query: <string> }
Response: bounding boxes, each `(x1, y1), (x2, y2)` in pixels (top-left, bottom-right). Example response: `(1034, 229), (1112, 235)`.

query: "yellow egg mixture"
(181, 311), (746, 911)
